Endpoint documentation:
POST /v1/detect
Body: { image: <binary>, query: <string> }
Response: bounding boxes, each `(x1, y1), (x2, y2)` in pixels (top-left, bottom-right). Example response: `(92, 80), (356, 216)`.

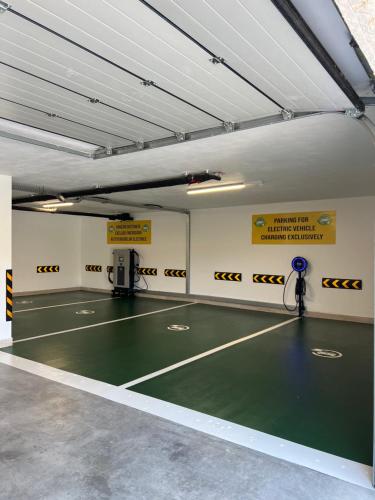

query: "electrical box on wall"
(112, 249), (137, 297)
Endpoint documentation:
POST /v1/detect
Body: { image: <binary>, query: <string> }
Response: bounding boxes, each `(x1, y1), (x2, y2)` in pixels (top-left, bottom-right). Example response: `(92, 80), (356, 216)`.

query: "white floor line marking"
(14, 297), (119, 313)
(13, 302), (197, 343)
(121, 317), (299, 389)
(0, 351), (371, 490)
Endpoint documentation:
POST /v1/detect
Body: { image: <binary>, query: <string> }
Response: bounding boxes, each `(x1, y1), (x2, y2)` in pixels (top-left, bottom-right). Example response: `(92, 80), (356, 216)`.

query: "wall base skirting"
(14, 287), (82, 297)
(83, 288), (374, 324)
(81, 287), (112, 294)
(0, 338), (13, 348)
(12, 287), (373, 324)
(303, 310), (373, 324)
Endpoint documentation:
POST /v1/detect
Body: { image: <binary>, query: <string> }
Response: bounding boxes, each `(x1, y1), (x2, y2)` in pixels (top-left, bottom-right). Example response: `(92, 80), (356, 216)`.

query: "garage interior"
(0, 0), (375, 499)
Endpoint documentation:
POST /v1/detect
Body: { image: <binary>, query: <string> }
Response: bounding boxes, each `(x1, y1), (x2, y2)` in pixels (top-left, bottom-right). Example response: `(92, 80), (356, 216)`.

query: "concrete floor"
(0, 364), (373, 500)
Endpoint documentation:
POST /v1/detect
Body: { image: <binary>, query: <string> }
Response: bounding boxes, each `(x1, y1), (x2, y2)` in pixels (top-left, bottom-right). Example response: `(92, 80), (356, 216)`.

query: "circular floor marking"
(75, 309), (96, 315)
(311, 348), (342, 359)
(167, 324), (190, 332)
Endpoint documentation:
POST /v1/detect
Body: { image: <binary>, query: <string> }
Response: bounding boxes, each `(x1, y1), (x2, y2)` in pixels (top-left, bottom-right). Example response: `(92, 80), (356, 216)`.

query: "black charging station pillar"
(291, 257), (308, 318)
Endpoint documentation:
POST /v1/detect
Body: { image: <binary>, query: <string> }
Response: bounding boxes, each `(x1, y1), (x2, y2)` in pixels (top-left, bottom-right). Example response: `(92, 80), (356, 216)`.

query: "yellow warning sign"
(107, 220), (152, 245)
(252, 211), (336, 245)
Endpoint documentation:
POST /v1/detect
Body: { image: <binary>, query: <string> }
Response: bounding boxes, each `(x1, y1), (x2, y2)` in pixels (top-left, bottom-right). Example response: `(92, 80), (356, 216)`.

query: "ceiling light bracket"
(47, 112), (57, 118)
(281, 109), (294, 121)
(223, 121), (235, 133)
(209, 56), (225, 65)
(140, 80), (154, 87)
(88, 97), (100, 104)
(0, 1), (11, 13)
(175, 132), (186, 142)
(345, 108), (364, 119)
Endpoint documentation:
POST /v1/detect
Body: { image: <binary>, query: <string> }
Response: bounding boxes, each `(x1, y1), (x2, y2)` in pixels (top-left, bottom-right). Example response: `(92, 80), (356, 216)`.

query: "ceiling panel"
(0, 100), (133, 148)
(0, 65), (171, 142)
(0, 15), (216, 133)
(2, 0), (280, 125)
(146, 0), (354, 111)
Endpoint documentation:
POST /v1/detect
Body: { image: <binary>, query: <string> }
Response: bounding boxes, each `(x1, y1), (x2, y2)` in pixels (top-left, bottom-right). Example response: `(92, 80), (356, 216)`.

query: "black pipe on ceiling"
(270, 0), (365, 112)
(12, 206), (133, 220)
(12, 171), (222, 205)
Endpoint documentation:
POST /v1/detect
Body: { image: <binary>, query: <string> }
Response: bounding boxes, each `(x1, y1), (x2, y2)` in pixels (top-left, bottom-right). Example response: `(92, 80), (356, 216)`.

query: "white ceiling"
(0, 0), (373, 214)
(145, 0), (353, 110)
(0, 0), (357, 152)
(3, 112), (375, 210)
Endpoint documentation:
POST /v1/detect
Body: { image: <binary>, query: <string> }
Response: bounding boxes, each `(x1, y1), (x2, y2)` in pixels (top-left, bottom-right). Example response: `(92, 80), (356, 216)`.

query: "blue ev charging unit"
(292, 257), (308, 317)
(283, 257), (308, 317)
(292, 256), (308, 273)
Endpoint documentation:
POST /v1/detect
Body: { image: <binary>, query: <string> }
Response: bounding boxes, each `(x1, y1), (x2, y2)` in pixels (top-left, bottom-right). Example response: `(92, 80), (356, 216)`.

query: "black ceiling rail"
(0, 115), (105, 148)
(12, 206), (133, 220)
(0, 96), (133, 144)
(270, 0), (365, 112)
(138, 0), (284, 110)
(0, 62), (174, 135)
(8, 8), (224, 123)
(13, 171), (222, 205)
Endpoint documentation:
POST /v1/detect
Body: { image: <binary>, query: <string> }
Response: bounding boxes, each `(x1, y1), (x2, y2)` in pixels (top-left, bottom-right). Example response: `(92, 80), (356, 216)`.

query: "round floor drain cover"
(312, 348), (342, 359)
(75, 309), (96, 315)
(17, 300), (33, 305)
(167, 324), (190, 332)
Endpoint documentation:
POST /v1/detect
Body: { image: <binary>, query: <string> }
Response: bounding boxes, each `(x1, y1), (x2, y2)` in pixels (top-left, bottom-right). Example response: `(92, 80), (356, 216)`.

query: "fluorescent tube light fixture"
(41, 207), (57, 213)
(335, 0), (375, 74)
(187, 183), (246, 195)
(42, 202), (75, 208)
(0, 118), (101, 155)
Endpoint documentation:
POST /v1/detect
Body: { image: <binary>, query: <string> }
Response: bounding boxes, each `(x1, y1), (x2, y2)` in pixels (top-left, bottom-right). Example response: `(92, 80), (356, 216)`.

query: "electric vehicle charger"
(283, 257), (308, 317)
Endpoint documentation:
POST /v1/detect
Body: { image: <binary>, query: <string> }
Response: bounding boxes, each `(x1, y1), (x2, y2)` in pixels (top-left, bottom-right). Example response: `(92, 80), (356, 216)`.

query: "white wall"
(190, 197), (375, 319)
(0, 175), (12, 343)
(12, 211), (82, 293)
(81, 212), (187, 293)
(12, 196), (375, 319)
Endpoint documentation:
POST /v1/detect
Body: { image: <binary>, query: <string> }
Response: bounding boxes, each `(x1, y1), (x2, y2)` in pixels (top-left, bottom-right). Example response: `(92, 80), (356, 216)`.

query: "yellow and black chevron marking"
(137, 267), (157, 276)
(6, 269), (12, 322)
(214, 272), (242, 282)
(85, 265), (102, 272)
(37, 265), (60, 273)
(253, 274), (285, 285)
(322, 278), (362, 290)
(164, 269), (186, 278)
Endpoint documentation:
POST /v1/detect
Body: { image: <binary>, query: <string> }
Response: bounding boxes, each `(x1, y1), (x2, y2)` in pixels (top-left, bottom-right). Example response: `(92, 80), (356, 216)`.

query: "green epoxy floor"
(13, 290), (111, 311)
(5, 296), (288, 385)
(132, 317), (373, 465)
(13, 294), (188, 340)
(3, 291), (373, 466)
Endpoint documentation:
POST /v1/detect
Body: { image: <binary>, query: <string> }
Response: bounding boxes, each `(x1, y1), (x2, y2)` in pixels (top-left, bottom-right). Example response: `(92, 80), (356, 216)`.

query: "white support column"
(0, 175), (12, 346)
